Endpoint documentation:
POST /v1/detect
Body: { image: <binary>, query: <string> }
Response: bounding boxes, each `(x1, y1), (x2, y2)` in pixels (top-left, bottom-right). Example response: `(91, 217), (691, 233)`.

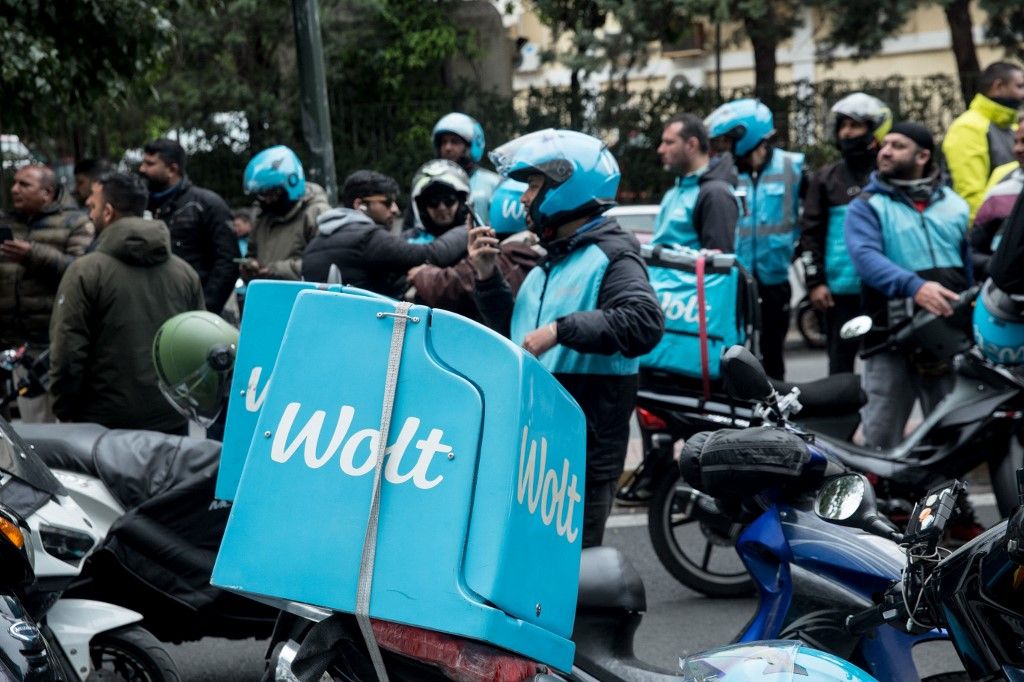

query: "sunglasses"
(424, 195), (459, 209)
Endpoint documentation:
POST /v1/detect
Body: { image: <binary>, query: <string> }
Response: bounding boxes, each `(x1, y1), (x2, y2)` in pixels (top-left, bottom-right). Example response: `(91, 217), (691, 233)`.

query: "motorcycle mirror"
(815, 474), (899, 540)
(721, 346), (774, 402)
(840, 315), (874, 340)
(815, 474), (872, 523)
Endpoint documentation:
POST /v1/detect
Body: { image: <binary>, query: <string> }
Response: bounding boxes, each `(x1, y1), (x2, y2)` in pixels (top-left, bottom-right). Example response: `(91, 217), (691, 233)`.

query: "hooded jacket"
(942, 93), (1019, 224)
(474, 217), (664, 481)
(301, 207), (469, 297)
(49, 217), (205, 433)
(149, 177), (239, 313)
(0, 199), (94, 345)
(249, 182), (330, 280)
(652, 153), (740, 251)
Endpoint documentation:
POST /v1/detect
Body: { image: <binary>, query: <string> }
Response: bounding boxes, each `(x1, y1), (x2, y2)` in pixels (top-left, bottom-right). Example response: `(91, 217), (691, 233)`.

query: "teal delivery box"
(212, 290), (586, 670)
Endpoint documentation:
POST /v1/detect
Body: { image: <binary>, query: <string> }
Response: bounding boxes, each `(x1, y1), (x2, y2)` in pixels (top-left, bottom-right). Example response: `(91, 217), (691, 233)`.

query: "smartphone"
(0, 226), (13, 243)
(233, 257), (252, 265)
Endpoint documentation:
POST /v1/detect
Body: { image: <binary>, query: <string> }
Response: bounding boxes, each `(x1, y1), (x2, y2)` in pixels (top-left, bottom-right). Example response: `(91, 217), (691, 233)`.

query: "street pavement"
(167, 346), (981, 678)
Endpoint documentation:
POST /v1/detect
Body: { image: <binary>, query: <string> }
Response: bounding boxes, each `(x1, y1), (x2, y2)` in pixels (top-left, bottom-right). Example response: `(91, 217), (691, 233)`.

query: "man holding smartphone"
(0, 164), (94, 422)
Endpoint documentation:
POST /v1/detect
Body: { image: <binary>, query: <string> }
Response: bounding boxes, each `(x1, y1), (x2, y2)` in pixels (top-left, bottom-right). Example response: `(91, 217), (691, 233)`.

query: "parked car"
(606, 204), (657, 243)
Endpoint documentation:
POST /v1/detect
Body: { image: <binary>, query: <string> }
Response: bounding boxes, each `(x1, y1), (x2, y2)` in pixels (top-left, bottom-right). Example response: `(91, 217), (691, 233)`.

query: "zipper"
(535, 261), (552, 328)
(920, 211), (937, 269)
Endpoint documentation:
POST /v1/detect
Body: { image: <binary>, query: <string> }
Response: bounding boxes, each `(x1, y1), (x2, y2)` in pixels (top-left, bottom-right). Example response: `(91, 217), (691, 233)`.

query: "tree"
(0, 0), (178, 140)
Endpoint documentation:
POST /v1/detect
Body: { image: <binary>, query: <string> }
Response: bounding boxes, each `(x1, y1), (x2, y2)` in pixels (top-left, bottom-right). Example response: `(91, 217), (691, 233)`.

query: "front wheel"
(647, 468), (754, 597)
(89, 625), (180, 682)
(796, 298), (827, 350)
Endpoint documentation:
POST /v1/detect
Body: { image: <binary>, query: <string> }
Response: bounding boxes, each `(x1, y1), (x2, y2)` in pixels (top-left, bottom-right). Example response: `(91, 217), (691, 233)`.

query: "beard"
(879, 156), (919, 181)
(142, 173), (170, 193)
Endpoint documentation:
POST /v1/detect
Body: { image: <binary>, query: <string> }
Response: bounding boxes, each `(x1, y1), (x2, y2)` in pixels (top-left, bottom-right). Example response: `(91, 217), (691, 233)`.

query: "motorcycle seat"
(15, 423), (222, 510)
(770, 373), (865, 418)
(15, 422), (108, 477)
(577, 546), (646, 612)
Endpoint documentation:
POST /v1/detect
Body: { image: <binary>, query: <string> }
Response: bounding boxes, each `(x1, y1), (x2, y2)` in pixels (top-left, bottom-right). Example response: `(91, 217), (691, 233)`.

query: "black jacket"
(695, 153), (741, 252)
(989, 190), (1024, 295)
(798, 158), (871, 290)
(474, 218), (664, 481)
(301, 208), (468, 297)
(149, 178), (239, 313)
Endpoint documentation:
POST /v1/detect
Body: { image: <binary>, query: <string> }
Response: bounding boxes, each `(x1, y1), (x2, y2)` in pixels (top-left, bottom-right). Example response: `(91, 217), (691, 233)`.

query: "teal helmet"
(489, 129), (620, 241)
(488, 178), (528, 235)
(433, 113), (486, 163)
(243, 145), (305, 202)
(704, 99), (775, 157)
(152, 311), (239, 427)
(973, 278), (1024, 365)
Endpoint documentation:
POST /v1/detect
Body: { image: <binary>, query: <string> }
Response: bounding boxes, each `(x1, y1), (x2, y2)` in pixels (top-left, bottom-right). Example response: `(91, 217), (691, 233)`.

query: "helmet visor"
(157, 361), (231, 428)
(489, 129), (557, 177)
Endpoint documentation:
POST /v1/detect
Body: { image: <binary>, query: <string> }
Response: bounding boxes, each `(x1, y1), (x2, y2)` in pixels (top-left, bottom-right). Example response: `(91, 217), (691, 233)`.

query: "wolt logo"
(516, 426), (581, 544)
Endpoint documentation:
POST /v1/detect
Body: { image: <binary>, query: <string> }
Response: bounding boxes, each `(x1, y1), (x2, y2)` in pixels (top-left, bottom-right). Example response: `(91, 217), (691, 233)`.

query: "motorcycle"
(265, 547), (878, 682)
(0, 417), (179, 680)
(650, 287), (1024, 597)
(11, 420), (279, 645)
(814, 470), (1024, 681)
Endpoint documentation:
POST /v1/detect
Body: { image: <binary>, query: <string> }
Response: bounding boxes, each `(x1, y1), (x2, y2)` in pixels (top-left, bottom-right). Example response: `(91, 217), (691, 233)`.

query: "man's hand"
(468, 225), (499, 280)
(914, 281), (960, 317)
(0, 239), (32, 263)
(523, 322), (558, 358)
(407, 264), (425, 280)
(809, 284), (834, 311)
(239, 258), (268, 282)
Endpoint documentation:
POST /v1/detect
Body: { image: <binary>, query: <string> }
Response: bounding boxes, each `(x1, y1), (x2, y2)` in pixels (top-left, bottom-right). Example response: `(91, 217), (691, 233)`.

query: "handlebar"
(845, 603), (892, 636)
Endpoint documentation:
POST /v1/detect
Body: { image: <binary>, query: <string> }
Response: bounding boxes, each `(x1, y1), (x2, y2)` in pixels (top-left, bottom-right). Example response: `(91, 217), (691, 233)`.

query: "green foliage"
(980, 0), (1024, 62)
(0, 0), (178, 135)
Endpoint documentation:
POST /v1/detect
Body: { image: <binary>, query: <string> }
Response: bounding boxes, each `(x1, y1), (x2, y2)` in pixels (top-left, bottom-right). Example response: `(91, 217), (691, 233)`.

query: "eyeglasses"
(424, 195), (459, 209)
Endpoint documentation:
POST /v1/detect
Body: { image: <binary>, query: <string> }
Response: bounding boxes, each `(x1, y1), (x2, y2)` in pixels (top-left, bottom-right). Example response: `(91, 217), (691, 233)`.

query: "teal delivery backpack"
(640, 245), (759, 394)
(212, 290), (587, 671)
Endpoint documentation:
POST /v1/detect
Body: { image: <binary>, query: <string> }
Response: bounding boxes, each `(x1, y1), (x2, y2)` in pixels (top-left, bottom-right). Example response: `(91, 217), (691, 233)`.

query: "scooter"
(0, 417), (179, 680)
(677, 349), (962, 681)
(265, 549), (878, 682)
(11, 420), (279, 644)
(814, 471), (1024, 681)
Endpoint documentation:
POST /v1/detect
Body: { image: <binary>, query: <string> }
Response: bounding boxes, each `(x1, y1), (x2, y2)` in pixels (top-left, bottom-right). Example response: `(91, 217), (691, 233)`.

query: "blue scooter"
(679, 345), (963, 681)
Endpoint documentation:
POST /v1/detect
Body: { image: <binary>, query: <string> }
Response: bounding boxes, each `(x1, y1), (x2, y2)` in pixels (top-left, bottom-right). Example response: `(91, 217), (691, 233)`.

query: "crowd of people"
(2, 59), (1023, 548)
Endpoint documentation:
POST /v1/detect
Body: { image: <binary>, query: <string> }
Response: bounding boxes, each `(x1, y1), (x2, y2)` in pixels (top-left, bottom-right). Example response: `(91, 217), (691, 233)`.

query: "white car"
(606, 204), (658, 243)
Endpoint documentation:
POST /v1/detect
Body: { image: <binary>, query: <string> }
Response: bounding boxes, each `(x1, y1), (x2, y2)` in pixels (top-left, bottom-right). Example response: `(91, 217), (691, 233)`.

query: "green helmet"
(152, 311), (239, 428)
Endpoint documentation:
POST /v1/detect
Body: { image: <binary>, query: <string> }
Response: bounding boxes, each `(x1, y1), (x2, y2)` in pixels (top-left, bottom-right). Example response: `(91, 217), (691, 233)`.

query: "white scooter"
(0, 418), (179, 681)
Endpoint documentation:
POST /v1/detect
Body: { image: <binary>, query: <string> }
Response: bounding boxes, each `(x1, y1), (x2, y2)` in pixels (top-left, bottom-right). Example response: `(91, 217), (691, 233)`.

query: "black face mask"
(991, 95), (1024, 110)
(838, 133), (876, 172)
(257, 191), (295, 216)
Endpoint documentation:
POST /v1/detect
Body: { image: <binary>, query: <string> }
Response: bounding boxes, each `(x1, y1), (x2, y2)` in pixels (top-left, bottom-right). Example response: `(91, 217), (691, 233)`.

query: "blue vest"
(736, 150), (804, 285)
(512, 243), (639, 376)
(652, 171), (704, 249)
(824, 204), (860, 295)
(865, 187), (968, 273)
(470, 167), (502, 222)
(407, 230), (434, 244)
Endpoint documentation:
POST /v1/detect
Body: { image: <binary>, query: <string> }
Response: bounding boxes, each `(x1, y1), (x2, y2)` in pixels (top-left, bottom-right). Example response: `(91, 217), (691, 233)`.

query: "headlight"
(38, 525), (94, 566)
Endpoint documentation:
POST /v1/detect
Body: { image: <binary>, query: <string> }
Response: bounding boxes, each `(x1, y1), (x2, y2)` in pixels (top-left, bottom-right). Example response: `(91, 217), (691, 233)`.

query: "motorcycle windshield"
(0, 418), (65, 498)
(680, 640), (878, 681)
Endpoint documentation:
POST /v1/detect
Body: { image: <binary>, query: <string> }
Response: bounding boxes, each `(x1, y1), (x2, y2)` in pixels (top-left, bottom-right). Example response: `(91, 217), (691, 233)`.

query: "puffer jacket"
(942, 93), (1018, 224)
(248, 182), (330, 280)
(48, 217), (205, 433)
(0, 201), (94, 345)
(149, 178), (239, 313)
(301, 207), (468, 297)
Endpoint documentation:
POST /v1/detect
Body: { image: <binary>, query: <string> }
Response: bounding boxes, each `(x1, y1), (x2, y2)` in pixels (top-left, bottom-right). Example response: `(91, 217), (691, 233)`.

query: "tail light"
(636, 407), (668, 431)
(373, 620), (548, 682)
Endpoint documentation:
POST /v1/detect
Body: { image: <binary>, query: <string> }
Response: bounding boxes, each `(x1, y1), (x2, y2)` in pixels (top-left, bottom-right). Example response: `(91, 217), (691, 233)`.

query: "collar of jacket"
(970, 93), (1019, 128)
(866, 168), (944, 204)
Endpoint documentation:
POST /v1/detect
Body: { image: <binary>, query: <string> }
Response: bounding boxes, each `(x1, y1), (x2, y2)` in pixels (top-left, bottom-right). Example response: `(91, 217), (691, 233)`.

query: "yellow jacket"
(942, 93), (1018, 225)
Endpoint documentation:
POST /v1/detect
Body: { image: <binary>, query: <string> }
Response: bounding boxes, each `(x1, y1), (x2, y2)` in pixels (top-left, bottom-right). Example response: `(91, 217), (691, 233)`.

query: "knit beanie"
(889, 121), (935, 153)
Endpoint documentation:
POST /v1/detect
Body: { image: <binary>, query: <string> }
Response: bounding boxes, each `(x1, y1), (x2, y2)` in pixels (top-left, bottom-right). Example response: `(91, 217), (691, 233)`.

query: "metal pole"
(715, 21), (722, 100)
(292, 0), (338, 205)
